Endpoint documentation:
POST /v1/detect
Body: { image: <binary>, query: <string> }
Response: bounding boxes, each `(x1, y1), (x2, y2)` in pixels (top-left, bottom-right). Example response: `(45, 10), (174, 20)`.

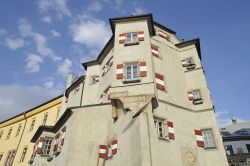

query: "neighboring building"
(28, 13), (228, 166)
(221, 120), (250, 166)
(0, 95), (62, 166)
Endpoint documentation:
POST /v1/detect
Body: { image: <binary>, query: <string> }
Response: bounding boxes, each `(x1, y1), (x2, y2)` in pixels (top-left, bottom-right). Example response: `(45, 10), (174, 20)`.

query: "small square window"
(186, 57), (196, 70)
(192, 89), (203, 105)
(202, 129), (216, 149)
(125, 33), (139, 46)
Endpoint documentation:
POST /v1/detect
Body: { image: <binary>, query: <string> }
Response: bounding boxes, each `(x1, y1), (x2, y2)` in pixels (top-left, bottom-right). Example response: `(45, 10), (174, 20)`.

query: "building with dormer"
(28, 14), (229, 166)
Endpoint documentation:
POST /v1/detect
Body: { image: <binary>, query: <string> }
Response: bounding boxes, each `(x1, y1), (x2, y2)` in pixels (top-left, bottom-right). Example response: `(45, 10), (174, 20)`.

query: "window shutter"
(167, 121), (175, 140)
(53, 133), (60, 152)
(158, 29), (167, 38)
(36, 137), (44, 154)
(138, 31), (144, 41)
(187, 90), (194, 100)
(95, 76), (99, 83)
(194, 130), (205, 148)
(116, 64), (124, 79)
(151, 45), (159, 57)
(181, 60), (188, 67)
(155, 73), (165, 91)
(61, 126), (66, 146)
(119, 34), (125, 44)
(140, 61), (147, 77)
(111, 139), (118, 155)
(99, 145), (108, 158)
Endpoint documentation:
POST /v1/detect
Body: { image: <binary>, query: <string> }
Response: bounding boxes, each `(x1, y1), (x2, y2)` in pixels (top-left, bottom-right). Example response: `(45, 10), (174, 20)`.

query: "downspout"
(15, 112), (28, 158)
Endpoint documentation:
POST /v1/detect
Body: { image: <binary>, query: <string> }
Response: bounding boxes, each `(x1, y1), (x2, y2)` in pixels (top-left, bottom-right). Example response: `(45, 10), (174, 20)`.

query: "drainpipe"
(79, 76), (85, 106)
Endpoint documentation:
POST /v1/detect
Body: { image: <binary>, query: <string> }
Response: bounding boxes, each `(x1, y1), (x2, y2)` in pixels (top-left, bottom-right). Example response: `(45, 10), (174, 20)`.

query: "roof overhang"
(223, 135), (250, 142)
(65, 75), (85, 97)
(175, 38), (201, 60)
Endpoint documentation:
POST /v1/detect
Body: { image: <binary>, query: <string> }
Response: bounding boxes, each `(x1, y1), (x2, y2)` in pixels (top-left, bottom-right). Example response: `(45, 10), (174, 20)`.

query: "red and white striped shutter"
(99, 145), (108, 158)
(155, 73), (165, 91)
(61, 126), (66, 146)
(53, 133), (60, 151)
(111, 139), (118, 155)
(187, 90), (194, 100)
(119, 34), (126, 44)
(151, 45), (159, 57)
(116, 64), (123, 79)
(36, 137), (44, 154)
(181, 60), (188, 67)
(158, 29), (167, 38)
(194, 130), (205, 148)
(95, 76), (99, 83)
(167, 121), (175, 140)
(140, 61), (147, 77)
(138, 31), (144, 41)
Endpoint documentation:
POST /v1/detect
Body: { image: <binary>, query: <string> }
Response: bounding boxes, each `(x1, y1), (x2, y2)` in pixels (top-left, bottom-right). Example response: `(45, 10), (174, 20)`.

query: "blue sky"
(0, 0), (249, 127)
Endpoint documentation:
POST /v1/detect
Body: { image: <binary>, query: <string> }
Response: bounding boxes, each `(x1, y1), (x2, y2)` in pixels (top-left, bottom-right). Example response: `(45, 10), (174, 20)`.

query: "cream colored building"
(0, 95), (62, 166)
(27, 14), (229, 166)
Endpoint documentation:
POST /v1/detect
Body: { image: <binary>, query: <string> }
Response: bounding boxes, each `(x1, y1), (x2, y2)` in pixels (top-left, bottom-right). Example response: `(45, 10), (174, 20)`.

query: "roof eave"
(175, 38), (201, 60)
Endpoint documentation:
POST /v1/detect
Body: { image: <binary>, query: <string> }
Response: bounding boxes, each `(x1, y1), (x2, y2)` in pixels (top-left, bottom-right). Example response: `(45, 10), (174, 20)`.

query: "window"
(246, 144), (250, 153)
(125, 33), (138, 43)
(42, 114), (48, 125)
(6, 128), (12, 140)
(202, 129), (216, 149)
(236, 148), (243, 154)
(185, 58), (196, 70)
(43, 137), (53, 156)
(192, 89), (203, 105)
(4, 150), (16, 166)
(125, 63), (139, 81)
(15, 125), (22, 137)
(0, 131), (3, 140)
(154, 117), (167, 139)
(90, 75), (99, 84)
(29, 119), (36, 131)
(0, 154), (3, 162)
(225, 145), (234, 156)
(20, 147), (27, 162)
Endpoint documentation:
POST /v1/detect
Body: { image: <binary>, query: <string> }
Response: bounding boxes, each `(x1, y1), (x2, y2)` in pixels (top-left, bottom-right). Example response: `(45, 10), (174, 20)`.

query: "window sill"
(123, 79), (141, 84)
(193, 99), (203, 105)
(158, 137), (169, 142)
(186, 64), (196, 70)
(124, 41), (139, 46)
(204, 146), (217, 150)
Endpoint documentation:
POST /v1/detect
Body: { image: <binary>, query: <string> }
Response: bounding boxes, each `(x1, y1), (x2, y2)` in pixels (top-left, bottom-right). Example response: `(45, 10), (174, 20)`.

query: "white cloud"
(0, 84), (62, 122)
(37, 0), (71, 19)
(44, 80), (55, 89)
(215, 109), (249, 127)
(70, 16), (111, 49)
(132, 7), (145, 15)
(57, 58), (72, 77)
(41, 16), (52, 23)
(18, 18), (62, 61)
(26, 54), (43, 73)
(51, 29), (61, 38)
(87, 1), (103, 13)
(0, 28), (7, 36)
(4, 38), (25, 50)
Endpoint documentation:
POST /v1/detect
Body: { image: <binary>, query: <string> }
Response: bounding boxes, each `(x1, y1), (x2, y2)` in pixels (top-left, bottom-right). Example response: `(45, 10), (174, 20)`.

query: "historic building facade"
(25, 14), (228, 166)
(0, 95), (62, 166)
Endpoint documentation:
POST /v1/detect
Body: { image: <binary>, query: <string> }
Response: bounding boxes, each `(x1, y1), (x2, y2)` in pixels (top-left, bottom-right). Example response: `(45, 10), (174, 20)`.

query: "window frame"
(0, 131), (3, 140)
(124, 32), (139, 46)
(124, 62), (140, 83)
(201, 128), (217, 149)
(153, 117), (168, 140)
(4, 149), (16, 166)
(42, 137), (53, 156)
(15, 125), (22, 137)
(6, 128), (12, 140)
(42, 114), (48, 126)
(19, 147), (27, 162)
(29, 118), (36, 132)
(185, 57), (196, 70)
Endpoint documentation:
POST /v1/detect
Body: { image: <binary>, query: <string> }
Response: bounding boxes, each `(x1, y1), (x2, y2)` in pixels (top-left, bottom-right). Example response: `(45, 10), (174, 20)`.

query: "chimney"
(66, 73), (73, 89)
(231, 117), (237, 125)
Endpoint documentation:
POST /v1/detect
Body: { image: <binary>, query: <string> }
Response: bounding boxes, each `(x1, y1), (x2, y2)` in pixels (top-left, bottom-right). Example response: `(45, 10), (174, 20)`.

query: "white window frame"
(29, 119), (36, 132)
(42, 114), (48, 126)
(4, 150), (16, 166)
(15, 125), (22, 137)
(42, 137), (53, 156)
(202, 129), (216, 149)
(153, 117), (168, 139)
(19, 147), (27, 162)
(125, 32), (138, 43)
(193, 89), (202, 101)
(124, 63), (140, 82)
(6, 128), (12, 140)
